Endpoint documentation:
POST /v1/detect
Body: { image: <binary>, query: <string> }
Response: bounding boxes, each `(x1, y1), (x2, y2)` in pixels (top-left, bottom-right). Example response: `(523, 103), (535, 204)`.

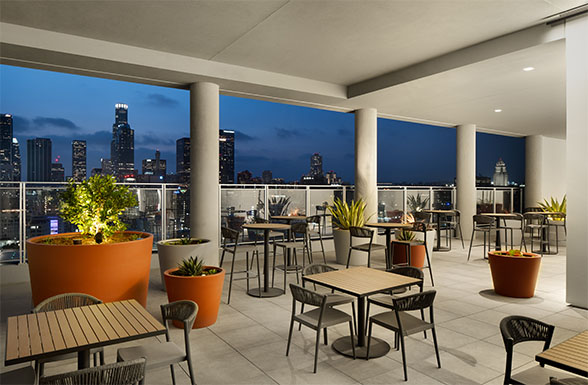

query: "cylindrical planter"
(333, 228), (368, 266)
(27, 232), (153, 307)
(488, 251), (541, 298)
(391, 243), (425, 268)
(157, 239), (211, 291)
(164, 267), (225, 329)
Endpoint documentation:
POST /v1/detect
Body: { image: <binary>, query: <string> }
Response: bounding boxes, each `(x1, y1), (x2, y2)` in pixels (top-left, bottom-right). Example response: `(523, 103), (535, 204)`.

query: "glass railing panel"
(221, 186), (265, 235)
(495, 188), (512, 213)
(267, 186), (306, 216)
(513, 188), (523, 213)
(377, 188), (404, 222)
(477, 189), (495, 213)
(432, 189), (454, 210)
(165, 185), (190, 239)
(0, 183), (21, 264)
(308, 186), (343, 235)
(406, 189), (431, 214)
(25, 183), (72, 241)
(120, 186), (163, 245)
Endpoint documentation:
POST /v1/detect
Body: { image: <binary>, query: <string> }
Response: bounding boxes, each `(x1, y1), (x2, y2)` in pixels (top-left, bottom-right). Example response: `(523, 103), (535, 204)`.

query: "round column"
(525, 135), (543, 209)
(190, 82), (219, 266)
(456, 124), (476, 241)
(354, 108), (378, 221)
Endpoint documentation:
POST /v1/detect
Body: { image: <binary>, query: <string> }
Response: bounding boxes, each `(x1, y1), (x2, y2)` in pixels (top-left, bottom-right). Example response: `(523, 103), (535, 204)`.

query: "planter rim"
(488, 250), (541, 259)
(27, 231), (153, 247)
(164, 267), (224, 279)
(157, 238), (210, 246)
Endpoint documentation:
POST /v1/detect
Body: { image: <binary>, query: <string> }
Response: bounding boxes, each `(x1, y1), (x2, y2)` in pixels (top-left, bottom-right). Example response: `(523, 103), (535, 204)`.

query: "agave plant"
(396, 229), (416, 241)
(407, 194), (429, 213)
(173, 256), (220, 276)
(328, 198), (372, 230)
(538, 195), (566, 221)
(268, 195), (291, 216)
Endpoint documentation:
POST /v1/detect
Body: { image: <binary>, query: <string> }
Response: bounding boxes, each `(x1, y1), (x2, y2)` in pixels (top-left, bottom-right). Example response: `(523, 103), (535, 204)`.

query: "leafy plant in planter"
(407, 194), (429, 213)
(60, 175), (138, 244)
(396, 229), (416, 241)
(328, 198), (370, 229)
(171, 256), (221, 276)
(165, 238), (208, 246)
(268, 195), (291, 216)
(538, 195), (566, 221)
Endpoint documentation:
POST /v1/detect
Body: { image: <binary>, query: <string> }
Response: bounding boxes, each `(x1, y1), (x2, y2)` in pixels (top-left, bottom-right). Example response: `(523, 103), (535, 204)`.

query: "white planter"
(397, 229), (436, 258)
(157, 239), (211, 291)
(333, 228), (368, 266)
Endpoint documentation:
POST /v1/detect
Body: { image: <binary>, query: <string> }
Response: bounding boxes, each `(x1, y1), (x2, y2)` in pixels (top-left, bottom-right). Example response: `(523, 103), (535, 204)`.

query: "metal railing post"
(429, 187), (433, 209)
(161, 184), (167, 241)
(493, 188), (497, 213)
(264, 185), (269, 219)
(510, 188), (514, 213)
(20, 182), (25, 264)
(306, 186), (311, 215)
(403, 187), (407, 214)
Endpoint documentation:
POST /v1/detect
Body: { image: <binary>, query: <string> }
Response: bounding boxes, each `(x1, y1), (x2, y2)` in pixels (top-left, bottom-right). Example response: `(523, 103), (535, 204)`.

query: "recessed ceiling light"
(494, 109), (502, 113)
(523, 67), (535, 71)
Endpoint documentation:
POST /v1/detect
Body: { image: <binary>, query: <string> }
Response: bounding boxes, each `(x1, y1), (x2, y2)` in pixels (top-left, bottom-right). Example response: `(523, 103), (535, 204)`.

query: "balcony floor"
(1, 242), (586, 385)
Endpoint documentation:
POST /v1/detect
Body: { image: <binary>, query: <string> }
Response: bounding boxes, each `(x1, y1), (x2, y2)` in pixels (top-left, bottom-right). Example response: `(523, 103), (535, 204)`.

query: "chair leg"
(323, 328), (328, 345)
(432, 327), (441, 368)
(219, 248), (226, 267)
(421, 309), (427, 339)
(351, 302), (357, 335)
(365, 302), (370, 334)
(399, 334), (408, 381)
(298, 304), (304, 331)
(245, 251), (250, 293)
(346, 246), (353, 268)
(283, 249), (288, 292)
(256, 250), (262, 298)
(424, 242), (434, 286)
(293, 249), (300, 284)
(366, 321), (373, 360)
(186, 357), (197, 385)
(458, 223), (465, 249)
(314, 329), (321, 373)
(286, 317), (295, 356)
(319, 233), (326, 263)
(169, 364), (176, 385)
(227, 250), (236, 304)
(467, 229), (475, 261)
(348, 321), (356, 359)
(272, 244), (277, 287)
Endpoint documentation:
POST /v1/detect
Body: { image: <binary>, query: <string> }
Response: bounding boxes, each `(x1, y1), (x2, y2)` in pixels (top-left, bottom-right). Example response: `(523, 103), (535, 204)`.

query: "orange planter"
(164, 267), (225, 329)
(488, 251), (541, 298)
(27, 232), (153, 307)
(392, 243), (425, 268)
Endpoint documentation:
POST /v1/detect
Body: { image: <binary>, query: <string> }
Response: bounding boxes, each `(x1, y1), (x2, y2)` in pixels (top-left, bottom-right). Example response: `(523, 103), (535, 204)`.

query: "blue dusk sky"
(0, 64), (525, 184)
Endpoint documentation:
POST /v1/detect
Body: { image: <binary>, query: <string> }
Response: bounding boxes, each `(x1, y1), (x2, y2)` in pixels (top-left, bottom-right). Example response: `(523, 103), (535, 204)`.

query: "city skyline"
(0, 64), (526, 184)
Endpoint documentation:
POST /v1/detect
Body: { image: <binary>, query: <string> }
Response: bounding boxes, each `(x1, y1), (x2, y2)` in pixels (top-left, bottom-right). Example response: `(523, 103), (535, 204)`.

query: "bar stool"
(523, 212), (549, 256)
(220, 227), (261, 303)
(547, 212), (566, 254)
(467, 215), (495, 261)
(273, 222), (310, 290)
(346, 226), (387, 268)
(306, 215), (326, 263)
(500, 213), (527, 251)
(441, 209), (464, 249)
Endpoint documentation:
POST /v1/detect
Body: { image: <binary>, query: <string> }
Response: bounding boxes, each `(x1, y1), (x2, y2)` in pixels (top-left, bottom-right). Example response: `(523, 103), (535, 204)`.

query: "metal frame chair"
(440, 209), (465, 249)
(40, 358), (146, 385)
(366, 290), (440, 381)
(346, 226), (387, 268)
(523, 212), (549, 256)
(273, 221), (311, 289)
(405, 222), (435, 286)
(467, 215), (496, 261)
(500, 213), (527, 251)
(306, 215), (326, 263)
(220, 226), (261, 303)
(117, 300), (198, 385)
(286, 284), (355, 373)
(33, 293), (105, 377)
(547, 212), (566, 254)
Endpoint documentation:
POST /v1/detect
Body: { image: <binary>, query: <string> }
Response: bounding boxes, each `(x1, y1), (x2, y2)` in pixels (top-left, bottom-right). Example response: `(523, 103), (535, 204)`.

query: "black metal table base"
(433, 246), (451, 252)
(332, 336), (391, 359)
(275, 264), (303, 272)
(247, 287), (284, 298)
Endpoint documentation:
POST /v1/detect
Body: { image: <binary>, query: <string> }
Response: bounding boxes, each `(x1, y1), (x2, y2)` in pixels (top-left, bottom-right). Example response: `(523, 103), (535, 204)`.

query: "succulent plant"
(173, 256), (220, 276)
(538, 195), (566, 221)
(407, 194), (429, 213)
(396, 229), (416, 242)
(328, 198), (372, 230)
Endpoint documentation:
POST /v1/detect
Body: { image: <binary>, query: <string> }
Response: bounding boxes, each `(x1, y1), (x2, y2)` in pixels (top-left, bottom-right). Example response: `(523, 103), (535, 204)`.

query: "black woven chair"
(366, 290), (440, 381)
(117, 301), (198, 385)
(33, 293), (105, 377)
(440, 209), (465, 249)
(220, 227), (261, 303)
(346, 226), (387, 268)
(40, 358), (146, 385)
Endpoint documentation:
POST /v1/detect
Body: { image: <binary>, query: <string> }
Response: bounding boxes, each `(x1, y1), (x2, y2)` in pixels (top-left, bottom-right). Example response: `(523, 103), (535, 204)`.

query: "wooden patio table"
(5, 299), (166, 370)
(302, 266), (421, 359)
(536, 330), (588, 378)
(365, 222), (413, 269)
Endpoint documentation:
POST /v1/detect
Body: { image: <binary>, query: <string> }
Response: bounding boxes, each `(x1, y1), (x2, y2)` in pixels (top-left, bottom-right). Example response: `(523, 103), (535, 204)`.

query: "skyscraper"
(310, 153), (323, 178)
(176, 137), (190, 183)
(27, 138), (52, 181)
(51, 162), (65, 182)
(219, 130), (234, 184)
(111, 103), (134, 180)
(101, 158), (114, 176)
(11, 138), (21, 181)
(142, 150), (166, 178)
(262, 170), (273, 184)
(71, 140), (87, 181)
(492, 158), (509, 186)
(0, 114), (13, 181)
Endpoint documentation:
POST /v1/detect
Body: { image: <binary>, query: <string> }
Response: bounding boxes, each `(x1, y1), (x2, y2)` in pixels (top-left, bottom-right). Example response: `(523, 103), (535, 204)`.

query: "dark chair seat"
(370, 310), (432, 336)
(117, 342), (186, 370)
(296, 307), (353, 328)
(353, 243), (386, 252)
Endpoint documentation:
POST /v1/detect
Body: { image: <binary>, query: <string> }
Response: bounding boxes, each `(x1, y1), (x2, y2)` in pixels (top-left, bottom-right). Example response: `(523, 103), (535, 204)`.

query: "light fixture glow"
(523, 67), (535, 72)
(494, 109), (502, 113)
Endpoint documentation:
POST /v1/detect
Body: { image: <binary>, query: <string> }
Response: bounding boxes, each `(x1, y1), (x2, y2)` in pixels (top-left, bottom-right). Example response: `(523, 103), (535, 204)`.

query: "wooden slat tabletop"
(4, 299), (166, 366)
(303, 266), (421, 297)
(536, 330), (588, 377)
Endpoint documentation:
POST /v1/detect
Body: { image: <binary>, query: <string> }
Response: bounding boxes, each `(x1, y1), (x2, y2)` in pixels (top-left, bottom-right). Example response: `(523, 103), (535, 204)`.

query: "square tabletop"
(302, 266), (421, 297)
(5, 299), (166, 366)
(536, 330), (588, 377)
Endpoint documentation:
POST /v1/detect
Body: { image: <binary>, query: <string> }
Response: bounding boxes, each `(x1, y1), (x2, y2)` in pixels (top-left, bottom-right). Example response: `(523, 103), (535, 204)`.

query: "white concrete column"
(456, 124), (476, 240)
(354, 108), (378, 221)
(190, 82), (220, 266)
(525, 135), (543, 209)
(565, 15), (588, 309)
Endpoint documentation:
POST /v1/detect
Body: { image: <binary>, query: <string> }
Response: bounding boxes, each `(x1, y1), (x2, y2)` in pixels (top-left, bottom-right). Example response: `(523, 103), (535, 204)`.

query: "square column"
(190, 82), (220, 266)
(354, 108), (378, 220)
(456, 124), (476, 241)
(565, 15), (588, 308)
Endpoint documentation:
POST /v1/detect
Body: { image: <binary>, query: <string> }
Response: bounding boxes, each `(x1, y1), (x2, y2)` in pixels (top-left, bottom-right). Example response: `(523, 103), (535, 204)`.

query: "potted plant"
(392, 229), (425, 268)
(328, 198), (372, 265)
(488, 249), (541, 298)
(157, 237), (210, 291)
(164, 256), (225, 328)
(26, 175), (153, 307)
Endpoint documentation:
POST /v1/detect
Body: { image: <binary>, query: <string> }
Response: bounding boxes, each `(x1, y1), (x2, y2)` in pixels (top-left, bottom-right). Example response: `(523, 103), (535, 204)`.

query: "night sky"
(1, 64), (525, 184)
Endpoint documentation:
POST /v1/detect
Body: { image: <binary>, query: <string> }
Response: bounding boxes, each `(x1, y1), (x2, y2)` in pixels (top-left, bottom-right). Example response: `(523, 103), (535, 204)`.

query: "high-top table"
(5, 299), (166, 370)
(536, 330), (588, 378)
(423, 209), (454, 251)
(303, 266), (421, 359)
(365, 222), (413, 269)
(243, 222), (290, 298)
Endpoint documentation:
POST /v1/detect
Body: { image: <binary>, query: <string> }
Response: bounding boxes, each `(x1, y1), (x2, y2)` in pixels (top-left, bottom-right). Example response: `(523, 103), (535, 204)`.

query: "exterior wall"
(525, 135), (566, 208)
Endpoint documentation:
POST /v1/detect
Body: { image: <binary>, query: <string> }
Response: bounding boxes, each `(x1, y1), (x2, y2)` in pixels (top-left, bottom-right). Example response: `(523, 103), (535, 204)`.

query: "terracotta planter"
(27, 231), (153, 307)
(332, 228), (368, 266)
(391, 243), (425, 268)
(164, 267), (225, 329)
(488, 251), (541, 298)
(157, 238), (211, 291)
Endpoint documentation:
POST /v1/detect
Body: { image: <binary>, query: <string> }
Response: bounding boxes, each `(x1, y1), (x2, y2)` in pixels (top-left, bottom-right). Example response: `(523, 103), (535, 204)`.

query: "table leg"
(78, 350), (90, 369)
(495, 218), (502, 250)
(385, 229), (392, 270)
(433, 213), (450, 251)
(247, 229), (283, 298)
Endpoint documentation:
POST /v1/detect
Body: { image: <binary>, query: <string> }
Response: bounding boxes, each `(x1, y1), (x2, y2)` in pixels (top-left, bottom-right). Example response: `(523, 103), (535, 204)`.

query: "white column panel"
(456, 124), (476, 241)
(354, 108), (378, 221)
(525, 135), (543, 208)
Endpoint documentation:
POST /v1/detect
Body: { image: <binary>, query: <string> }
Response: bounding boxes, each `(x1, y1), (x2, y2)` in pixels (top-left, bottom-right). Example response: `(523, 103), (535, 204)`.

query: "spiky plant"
(396, 229), (416, 241)
(537, 195), (566, 221)
(175, 256), (205, 276)
(328, 198), (372, 230)
(407, 194), (429, 213)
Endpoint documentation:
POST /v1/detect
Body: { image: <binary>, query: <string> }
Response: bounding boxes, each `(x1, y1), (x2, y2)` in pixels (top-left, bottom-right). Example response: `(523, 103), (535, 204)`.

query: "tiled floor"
(1, 242), (587, 384)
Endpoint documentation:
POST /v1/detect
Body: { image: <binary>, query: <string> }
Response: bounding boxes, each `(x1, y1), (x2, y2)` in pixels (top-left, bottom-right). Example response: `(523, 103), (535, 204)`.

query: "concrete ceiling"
(1, 0), (585, 138)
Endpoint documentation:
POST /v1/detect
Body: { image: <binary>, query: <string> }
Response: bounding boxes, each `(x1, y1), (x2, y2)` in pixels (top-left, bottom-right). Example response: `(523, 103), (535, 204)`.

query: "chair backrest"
(349, 226), (373, 239)
(499, 315), (555, 385)
(33, 293), (102, 313)
(525, 206), (543, 212)
(40, 358), (146, 385)
(389, 266), (424, 289)
(303, 264), (336, 276)
(473, 215), (494, 226)
(289, 283), (326, 308)
(221, 227), (240, 243)
(392, 290), (436, 312)
(411, 221), (427, 233)
(306, 215), (321, 225)
(291, 222), (308, 237)
(523, 212), (545, 224)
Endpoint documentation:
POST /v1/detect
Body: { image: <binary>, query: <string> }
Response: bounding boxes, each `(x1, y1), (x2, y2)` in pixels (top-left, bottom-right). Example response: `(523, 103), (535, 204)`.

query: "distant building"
(142, 150), (166, 181)
(476, 175), (492, 186)
(11, 138), (21, 181)
(71, 140), (87, 181)
(90, 168), (102, 177)
(51, 163), (65, 182)
(219, 130), (234, 184)
(310, 153), (323, 178)
(0, 114), (13, 181)
(176, 137), (190, 183)
(237, 170), (252, 184)
(262, 170), (273, 184)
(27, 138), (52, 181)
(111, 103), (135, 180)
(492, 158), (509, 186)
(326, 170), (341, 185)
(101, 158), (114, 176)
